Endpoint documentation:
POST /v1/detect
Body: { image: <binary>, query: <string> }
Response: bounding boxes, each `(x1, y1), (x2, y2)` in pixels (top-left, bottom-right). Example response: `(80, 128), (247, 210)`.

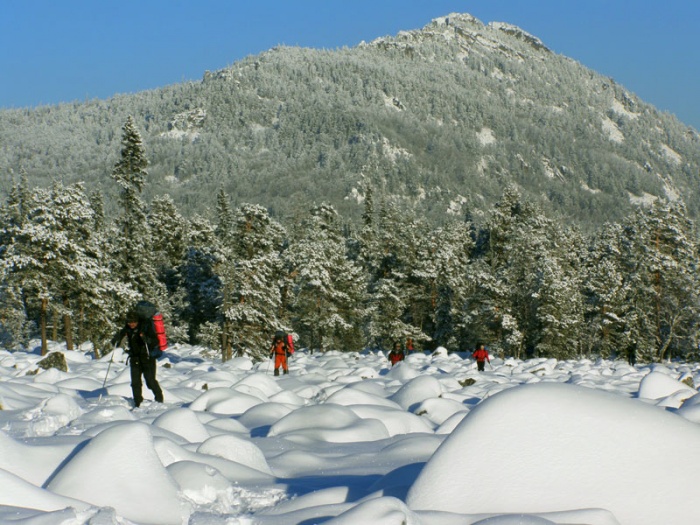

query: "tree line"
(1, 117), (699, 363)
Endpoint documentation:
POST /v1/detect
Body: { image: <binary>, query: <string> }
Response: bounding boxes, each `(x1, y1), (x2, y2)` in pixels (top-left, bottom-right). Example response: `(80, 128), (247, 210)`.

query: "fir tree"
(110, 116), (162, 302)
(178, 215), (224, 349)
(620, 201), (700, 361)
(221, 204), (286, 359)
(286, 203), (365, 351)
(583, 222), (630, 358)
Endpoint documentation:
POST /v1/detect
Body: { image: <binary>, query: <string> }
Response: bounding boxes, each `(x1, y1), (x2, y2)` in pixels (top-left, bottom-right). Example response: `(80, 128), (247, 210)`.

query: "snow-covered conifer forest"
(1, 115), (699, 363)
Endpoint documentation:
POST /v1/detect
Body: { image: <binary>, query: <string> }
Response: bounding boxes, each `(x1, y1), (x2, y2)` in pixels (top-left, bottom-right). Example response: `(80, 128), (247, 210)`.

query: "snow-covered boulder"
(47, 422), (188, 525)
(406, 382), (700, 525)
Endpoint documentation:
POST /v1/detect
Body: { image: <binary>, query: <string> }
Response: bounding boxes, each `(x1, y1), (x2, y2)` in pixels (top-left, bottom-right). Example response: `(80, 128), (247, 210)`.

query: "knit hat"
(126, 311), (139, 323)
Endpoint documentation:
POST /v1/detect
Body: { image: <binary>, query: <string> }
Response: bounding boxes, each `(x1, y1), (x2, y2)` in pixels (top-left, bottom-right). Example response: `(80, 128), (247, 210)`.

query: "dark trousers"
(130, 355), (164, 406)
(477, 360), (486, 372)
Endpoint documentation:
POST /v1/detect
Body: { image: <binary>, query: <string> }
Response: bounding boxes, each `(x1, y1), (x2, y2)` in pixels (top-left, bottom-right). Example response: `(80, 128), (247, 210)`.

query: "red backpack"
(135, 301), (168, 356)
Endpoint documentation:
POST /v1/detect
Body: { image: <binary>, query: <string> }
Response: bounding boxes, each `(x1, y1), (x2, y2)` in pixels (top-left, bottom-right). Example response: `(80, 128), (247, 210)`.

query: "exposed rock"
(37, 352), (68, 372)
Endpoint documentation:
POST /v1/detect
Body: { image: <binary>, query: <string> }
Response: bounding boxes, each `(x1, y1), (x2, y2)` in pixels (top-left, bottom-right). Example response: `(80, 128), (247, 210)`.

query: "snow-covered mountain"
(1, 12), (699, 226)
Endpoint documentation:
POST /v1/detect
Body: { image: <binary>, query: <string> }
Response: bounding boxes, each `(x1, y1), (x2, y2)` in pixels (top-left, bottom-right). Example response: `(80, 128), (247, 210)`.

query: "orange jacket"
(271, 339), (288, 356)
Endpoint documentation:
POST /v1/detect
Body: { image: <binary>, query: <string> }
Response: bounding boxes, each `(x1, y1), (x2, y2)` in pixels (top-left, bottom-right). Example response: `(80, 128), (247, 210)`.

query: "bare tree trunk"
(41, 298), (48, 356)
(221, 324), (228, 362)
(51, 307), (58, 341)
(63, 296), (74, 351)
(77, 302), (85, 347)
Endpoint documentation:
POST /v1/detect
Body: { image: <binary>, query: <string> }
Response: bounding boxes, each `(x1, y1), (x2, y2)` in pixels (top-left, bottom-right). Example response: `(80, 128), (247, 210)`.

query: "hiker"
(472, 342), (490, 372)
(270, 331), (290, 376)
(388, 341), (405, 366)
(111, 310), (164, 407)
(406, 338), (415, 354)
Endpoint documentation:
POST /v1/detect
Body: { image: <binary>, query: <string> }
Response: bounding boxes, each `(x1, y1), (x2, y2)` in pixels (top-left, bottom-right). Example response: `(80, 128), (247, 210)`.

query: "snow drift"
(406, 382), (700, 525)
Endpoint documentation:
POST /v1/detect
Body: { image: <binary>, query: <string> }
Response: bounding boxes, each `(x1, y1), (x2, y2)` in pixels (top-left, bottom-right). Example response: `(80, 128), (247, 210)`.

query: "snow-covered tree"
(286, 203), (365, 351)
(467, 186), (586, 358)
(619, 201), (700, 361)
(0, 173), (34, 347)
(430, 220), (475, 350)
(583, 222), (630, 358)
(1, 182), (134, 354)
(221, 204), (286, 359)
(110, 116), (162, 302)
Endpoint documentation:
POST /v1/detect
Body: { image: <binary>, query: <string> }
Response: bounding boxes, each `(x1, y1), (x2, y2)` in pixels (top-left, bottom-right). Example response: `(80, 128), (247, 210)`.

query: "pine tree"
(110, 116), (161, 301)
(221, 204), (286, 359)
(468, 186), (586, 358)
(0, 173), (33, 347)
(215, 187), (235, 242)
(430, 220), (475, 350)
(619, 201), (700, 361)
(286, 203), (365, 351)
(583, 222), (630, 358)
(1, 182), (133, 354)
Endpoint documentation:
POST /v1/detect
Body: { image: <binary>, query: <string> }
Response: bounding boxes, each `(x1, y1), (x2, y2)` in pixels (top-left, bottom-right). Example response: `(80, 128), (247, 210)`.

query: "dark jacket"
(112, 320), (159, 359)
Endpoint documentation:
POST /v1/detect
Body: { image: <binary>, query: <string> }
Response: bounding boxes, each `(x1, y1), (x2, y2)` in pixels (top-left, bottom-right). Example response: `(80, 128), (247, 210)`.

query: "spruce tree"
(178, 215), (225, 350)
(286, 203), (365, 351)
(620, 201), (700, 361)
(583, 222), (630, 358)
(221, 204), (286, 359)
(110, 116), (161, 300)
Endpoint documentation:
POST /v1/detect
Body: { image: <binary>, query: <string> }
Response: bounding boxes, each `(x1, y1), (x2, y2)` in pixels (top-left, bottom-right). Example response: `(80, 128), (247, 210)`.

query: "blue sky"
(1, 0), (699, 130)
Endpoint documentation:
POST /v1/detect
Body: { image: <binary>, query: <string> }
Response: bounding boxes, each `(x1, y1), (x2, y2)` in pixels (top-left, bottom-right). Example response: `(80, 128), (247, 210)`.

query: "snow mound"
(325, 496), (420, 525)
(167, 460), (232, 504)
(637, 371), (696, 404)
(189, 386), (264, 414)
(0, 468), (90, 512)
(197, 434), (273, 474)
(153, 407), (211, 443)
(406, 382), (700, 525)
(268, 403), (389, 443)
(47, 421), (188, 525)
(390, 375), (444, 410)
(0, 429), (78, 485)
(154, 436), (275, 484)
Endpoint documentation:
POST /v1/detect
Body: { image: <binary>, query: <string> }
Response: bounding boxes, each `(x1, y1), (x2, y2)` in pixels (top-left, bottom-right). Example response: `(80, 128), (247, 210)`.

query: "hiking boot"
(274, 369), (279, 376)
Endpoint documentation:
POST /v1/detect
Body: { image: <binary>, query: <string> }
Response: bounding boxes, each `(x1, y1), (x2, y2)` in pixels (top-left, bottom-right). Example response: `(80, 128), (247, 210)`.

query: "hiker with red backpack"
(270, 330), (293, 376)
(472, 342), (490, 372)
(111, 305), (165, 407)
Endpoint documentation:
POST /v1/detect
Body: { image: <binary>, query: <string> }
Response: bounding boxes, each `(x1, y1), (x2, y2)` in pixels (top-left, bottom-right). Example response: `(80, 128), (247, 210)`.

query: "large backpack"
(134, 300), (168, 357)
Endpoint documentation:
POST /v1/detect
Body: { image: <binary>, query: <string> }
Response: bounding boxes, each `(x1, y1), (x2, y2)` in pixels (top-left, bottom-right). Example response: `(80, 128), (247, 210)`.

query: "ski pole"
(102, 344), (116, 389)
(99, 344), (116, 401)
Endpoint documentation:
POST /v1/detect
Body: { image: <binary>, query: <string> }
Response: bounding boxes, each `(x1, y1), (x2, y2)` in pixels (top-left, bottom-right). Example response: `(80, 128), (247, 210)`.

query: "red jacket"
(472, 349), (490, 362)
(388, 350), (405, 365)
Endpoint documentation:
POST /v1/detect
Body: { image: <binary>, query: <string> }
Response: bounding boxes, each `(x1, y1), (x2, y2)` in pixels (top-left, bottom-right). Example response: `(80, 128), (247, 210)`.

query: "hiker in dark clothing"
(112, 310), (164, 407)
